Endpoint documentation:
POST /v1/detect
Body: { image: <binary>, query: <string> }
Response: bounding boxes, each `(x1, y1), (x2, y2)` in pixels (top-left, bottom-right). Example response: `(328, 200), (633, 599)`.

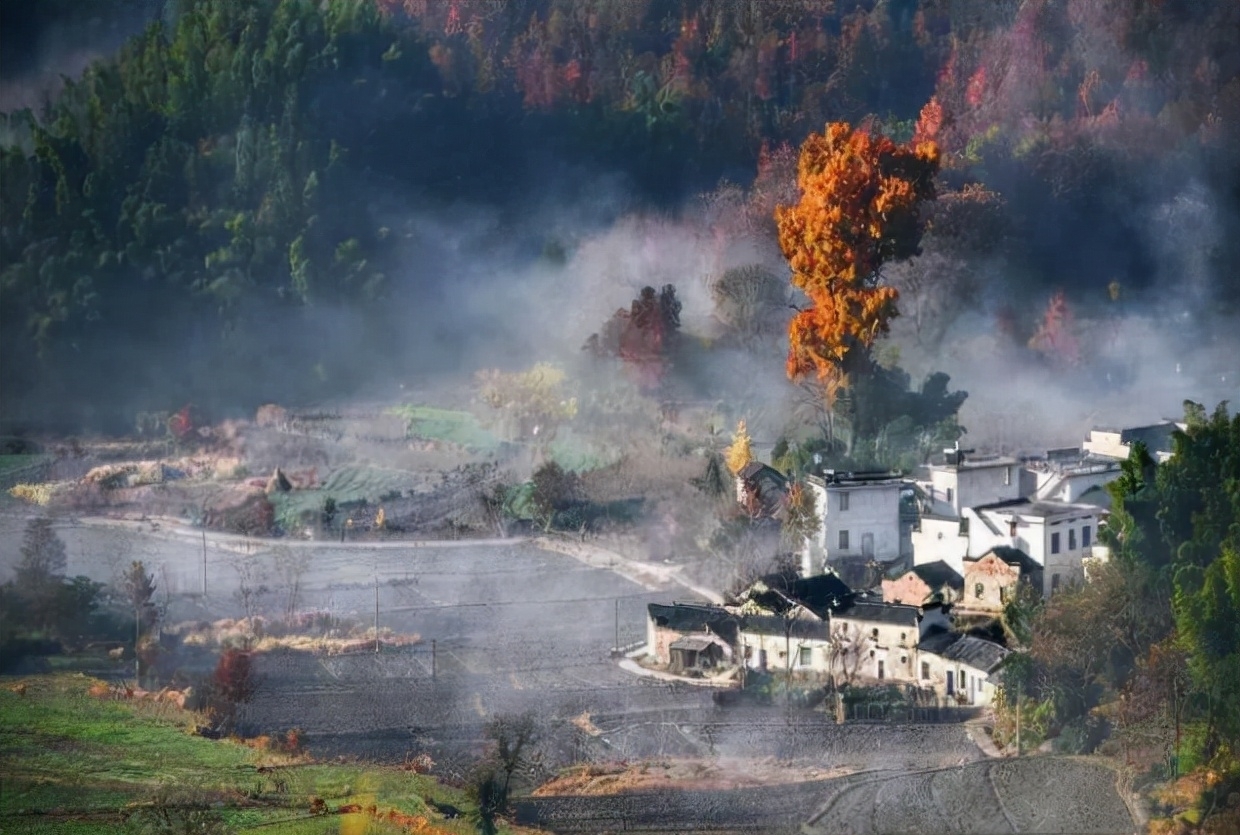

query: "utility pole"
(134, 604), (141, 686)
(201, 527), (208, 599)
(1016, 692), (1022, 756)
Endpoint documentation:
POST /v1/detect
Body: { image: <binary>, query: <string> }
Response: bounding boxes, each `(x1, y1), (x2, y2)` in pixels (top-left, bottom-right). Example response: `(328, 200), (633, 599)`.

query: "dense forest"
(1, 0), (1238, 431)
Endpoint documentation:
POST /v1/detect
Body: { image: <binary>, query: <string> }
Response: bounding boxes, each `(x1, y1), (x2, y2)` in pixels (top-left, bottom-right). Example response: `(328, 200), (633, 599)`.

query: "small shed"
(669, 634), (730, 672)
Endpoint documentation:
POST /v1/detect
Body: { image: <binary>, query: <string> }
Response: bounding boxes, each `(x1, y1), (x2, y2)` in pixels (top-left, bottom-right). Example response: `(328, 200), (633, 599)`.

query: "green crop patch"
(0, 674), (504, 834)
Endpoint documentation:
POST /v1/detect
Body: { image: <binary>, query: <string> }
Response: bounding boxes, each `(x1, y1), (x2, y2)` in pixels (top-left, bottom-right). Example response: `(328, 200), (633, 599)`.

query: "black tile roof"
(907, 555), (962, 590)
(833, 600), (920, 627)
(917, 629), (1009, 673)
(740, 614), (832, 641)
(751, 572), (854, 618)
(967, 546), (1041, 576)
(648, 603), (739, 643)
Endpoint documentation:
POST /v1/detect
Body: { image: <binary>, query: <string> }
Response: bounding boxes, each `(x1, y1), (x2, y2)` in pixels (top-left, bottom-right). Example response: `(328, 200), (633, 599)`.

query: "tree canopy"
(777, 122), (940, 402)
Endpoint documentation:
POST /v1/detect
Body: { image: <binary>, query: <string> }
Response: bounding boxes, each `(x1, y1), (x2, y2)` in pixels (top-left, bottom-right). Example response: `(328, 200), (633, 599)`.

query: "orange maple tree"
(776, 122), (940, 402)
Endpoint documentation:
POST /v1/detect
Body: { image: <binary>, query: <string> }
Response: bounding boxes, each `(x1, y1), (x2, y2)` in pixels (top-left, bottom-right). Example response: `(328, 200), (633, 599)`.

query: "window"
(900, 632), (907, 644)
(1051, 532), (1061, 554)
(1083, 525), (1092, 548)
(1052, 573), (1061, 592)
(798, 646), (811, 666)
(839, 529), (850, 550)
(1000, 586), (1009, 603)
(921, 661), (930, 680)
(960, 671), (967, 691)
(900, 655), (908, 665)
(974, 582), (985, 599)
(869, 649), (876, 658)
(960, 517), (970, 535)
(871, 628), (879, 639)
(839, 492), (850, 512)
(946, 487), (954, 503)
(1009, 519), (1018, 538)
(1004, 466), (1011, 486)
(877, 660), (885, 679)
(1069, 528), (1077, 550)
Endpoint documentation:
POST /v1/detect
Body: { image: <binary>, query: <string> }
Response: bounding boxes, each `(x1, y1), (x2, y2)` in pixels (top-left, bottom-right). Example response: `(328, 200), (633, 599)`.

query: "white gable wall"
(806, 479), (902, 571)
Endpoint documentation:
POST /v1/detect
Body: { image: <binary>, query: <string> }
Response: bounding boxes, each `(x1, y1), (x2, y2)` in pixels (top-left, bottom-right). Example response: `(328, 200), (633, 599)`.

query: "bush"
(1053, 714), (1109, 754)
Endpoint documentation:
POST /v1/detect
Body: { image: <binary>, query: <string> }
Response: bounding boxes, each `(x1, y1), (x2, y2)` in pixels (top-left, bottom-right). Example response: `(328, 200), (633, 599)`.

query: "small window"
(946, 487), (954, 503)
(877, 660), (885, 679)
(900, 632), (907, 643)
(900, 655), (907, 665)
(869, 649), (875, 658)
(839, 492), (850, 512)
(1052, 573), (1061, 592)
(839, 529), (850, 550)
(960, 517), (970, 535)
(871, 628), (879, 639)
(1051, 532), (1061, 554)
(1083, 525), (1092, 548)
(1069, 528), (1077, 550)
(798, 646), (811, 666)
(1000, 586), (1010, 603)
(921, 661), (930, 680)
(1009, 519), (1018, 538)
(974, 582), (985, 599)
(1004, 466), (1011, 486)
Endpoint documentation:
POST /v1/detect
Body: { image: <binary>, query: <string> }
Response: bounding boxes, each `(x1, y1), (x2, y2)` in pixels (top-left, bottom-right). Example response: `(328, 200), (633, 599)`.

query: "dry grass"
(533, 758), (856, 796)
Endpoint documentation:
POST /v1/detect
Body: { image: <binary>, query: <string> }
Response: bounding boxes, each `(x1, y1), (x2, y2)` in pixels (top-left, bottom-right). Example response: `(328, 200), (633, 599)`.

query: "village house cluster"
(643, 420), (1183, 707)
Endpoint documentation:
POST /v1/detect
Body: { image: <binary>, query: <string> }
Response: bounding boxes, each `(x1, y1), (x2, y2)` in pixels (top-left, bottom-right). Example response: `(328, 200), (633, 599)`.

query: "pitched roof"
(967, 546), (1041, 576)
(917, 629), (1009, 673)
(740, 614), (832, 641)
(833, 600), (920, 627)
(738, 461), (787, 485)
(670, 634), (728, 652)
(904, 561), (964, 591)
(648, 603), (739, 644)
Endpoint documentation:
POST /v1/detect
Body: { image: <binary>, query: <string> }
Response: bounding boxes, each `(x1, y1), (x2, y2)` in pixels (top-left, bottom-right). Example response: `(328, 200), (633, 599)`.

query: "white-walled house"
(911, 513), (971, 574)
(737, 613), (833, 673)
(917, 630), (1009, 707)
(803, 470), (903, 576)
(1083, 421), (1182, 463)
(918, 450), (1022, 518)
(829, 600), (949, 683)
(1022, 448), (1120, 503)
(962, 499), (1106, 596)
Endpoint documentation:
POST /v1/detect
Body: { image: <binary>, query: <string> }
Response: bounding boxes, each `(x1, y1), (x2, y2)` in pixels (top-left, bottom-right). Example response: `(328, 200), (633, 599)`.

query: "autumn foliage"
(585, 285), (682, 391)
(776, 123), (940, 401)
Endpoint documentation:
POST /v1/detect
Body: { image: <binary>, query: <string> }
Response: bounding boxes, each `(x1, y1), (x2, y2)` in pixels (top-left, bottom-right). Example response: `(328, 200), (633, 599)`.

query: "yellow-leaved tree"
(475, 362), (578, 442)
(725, 419), (754, 475)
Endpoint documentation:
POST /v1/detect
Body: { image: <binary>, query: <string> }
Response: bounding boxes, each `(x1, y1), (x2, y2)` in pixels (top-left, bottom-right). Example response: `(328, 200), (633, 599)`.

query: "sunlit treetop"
(776, 122), (940, 398)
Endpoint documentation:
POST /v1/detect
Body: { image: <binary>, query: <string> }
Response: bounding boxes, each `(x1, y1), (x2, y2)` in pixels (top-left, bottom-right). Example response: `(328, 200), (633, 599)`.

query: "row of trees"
(3, 0), (1237, 430)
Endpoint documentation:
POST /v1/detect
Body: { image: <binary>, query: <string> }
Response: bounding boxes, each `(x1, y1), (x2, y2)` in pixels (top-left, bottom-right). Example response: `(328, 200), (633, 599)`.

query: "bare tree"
(231, 552), (270, 625)
(827, 622), (869, 687)
(271, 547), (310, 622)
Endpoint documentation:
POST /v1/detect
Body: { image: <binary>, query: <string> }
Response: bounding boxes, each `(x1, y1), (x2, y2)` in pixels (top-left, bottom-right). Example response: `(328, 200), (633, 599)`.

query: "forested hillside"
(1, 0), (1238, 431)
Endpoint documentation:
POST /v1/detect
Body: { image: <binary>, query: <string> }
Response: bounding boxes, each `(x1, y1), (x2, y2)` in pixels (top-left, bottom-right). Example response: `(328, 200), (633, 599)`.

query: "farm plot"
(803, 756), (1136, 834)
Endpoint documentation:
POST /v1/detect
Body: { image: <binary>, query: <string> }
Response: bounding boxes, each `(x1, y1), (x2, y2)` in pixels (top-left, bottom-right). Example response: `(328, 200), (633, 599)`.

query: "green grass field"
(0, 674), (511, 834)
(0, 453), (47, 473)
(384, 406), (501, 453)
